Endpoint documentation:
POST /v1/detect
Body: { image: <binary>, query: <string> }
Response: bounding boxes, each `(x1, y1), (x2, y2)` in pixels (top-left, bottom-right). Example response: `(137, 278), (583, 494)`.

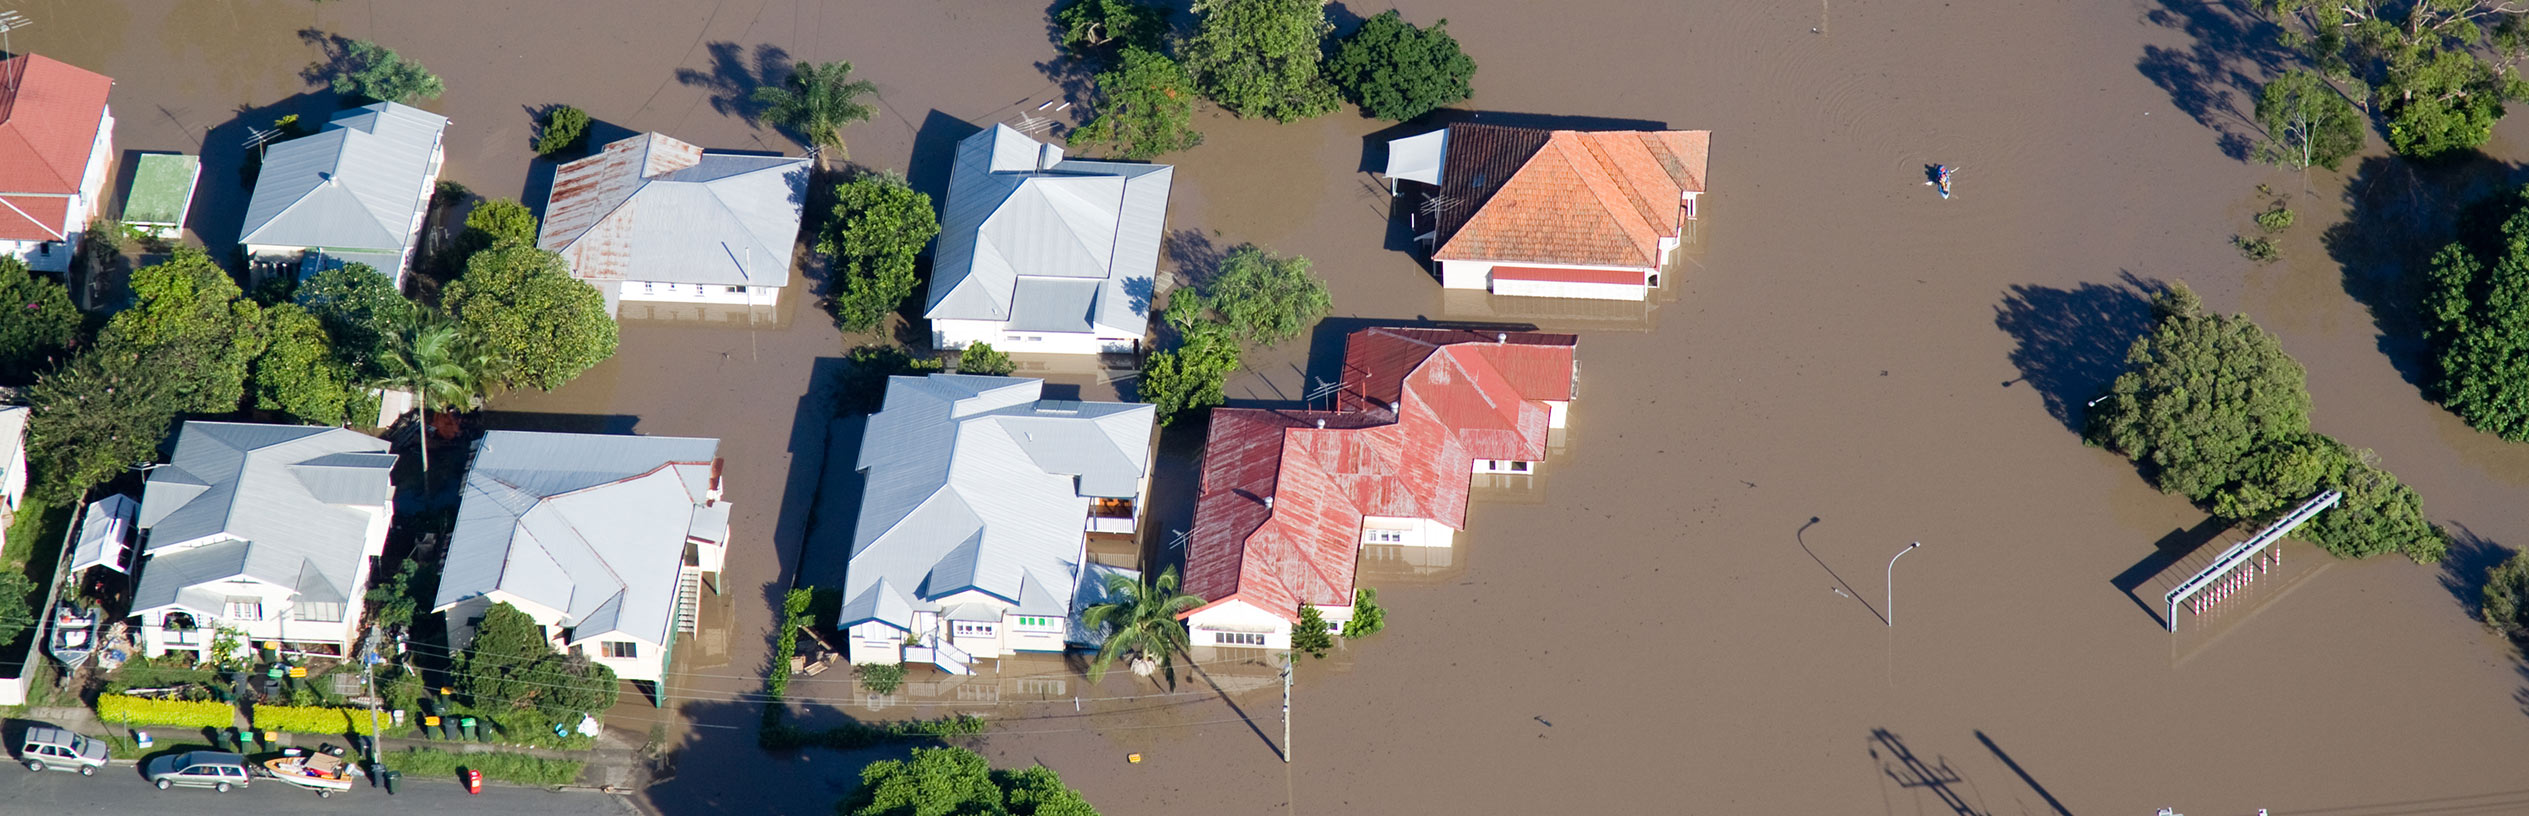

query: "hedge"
(386, 748), (583, 786)
(252, 703), (381, 737)
(759, 714), (988, 751)
(97, 695), (233, 730)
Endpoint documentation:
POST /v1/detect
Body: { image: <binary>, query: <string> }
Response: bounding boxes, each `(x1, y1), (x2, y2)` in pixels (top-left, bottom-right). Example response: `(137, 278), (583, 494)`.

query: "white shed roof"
(1386, 129), (1448, 186)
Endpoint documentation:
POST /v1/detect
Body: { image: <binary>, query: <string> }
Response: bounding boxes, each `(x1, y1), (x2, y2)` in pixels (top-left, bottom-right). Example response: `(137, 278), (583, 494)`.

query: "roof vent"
(1263, 496), (1275, 510)
(1316, 419), (1326, 429)
(1497, 332), (1507, 343)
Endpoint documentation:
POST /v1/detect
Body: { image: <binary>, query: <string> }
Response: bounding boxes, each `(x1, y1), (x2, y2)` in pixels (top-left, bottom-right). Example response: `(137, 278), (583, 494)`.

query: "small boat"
(47, 603), (97, 671)
(262, 752), (357, 798)
(1927, 164), (1959, 199)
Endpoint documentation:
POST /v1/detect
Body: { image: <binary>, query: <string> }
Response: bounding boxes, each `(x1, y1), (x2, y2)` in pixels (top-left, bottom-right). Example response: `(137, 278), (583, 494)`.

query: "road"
(0, 766), (639, 816)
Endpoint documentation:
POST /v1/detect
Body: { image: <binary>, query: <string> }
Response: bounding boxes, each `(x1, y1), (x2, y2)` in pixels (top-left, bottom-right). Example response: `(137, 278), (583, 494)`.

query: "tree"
(957, 341), (1015, 376)
(371, 311), (499, 475)
(535, 105), (591, 157)
(1340, 586), (1383, 638)
(1137, 319), (1241, 426)
(1290, 603), (1333, 658)
(2484, 547), (2529, 641)
(1182, 0), (1340, 122)
(295, 263), (416, 376)
(2254, 69), (2366, 171)
(819, 173), (939, 333)
(2384, 48), (2518, 159)
(0, 571), (36, 648)
(2086, 284), (2312, 503)
(455, 602), (617, 717)
(1068, 48), (1206, 160)
(2259, 0), (2529, 159)
(2422, 191), (2529, 441)
(751, 61), (878, 164)
(327, 39), (444, 104)
(26, 342), (205, 500)
(1079, 565), (1203, 685)
(443, 243), (617, 391)
(0, 256), (79, 383)
(457, 198), (541, 260)
(1057, 0), (1166, 53)
(837, 344), (945, 415)
(1327, 10), (1476, 121)
(254, 303), (370, 426)
(103, 248), (267, 415)
(841, 747), (1101, 816)
(1207, 244), (1329, 345)
(2298, 443), (2445, 562)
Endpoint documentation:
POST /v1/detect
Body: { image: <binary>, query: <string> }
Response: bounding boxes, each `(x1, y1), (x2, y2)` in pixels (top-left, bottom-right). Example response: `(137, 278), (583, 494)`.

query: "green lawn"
(383, 747), (583, 786)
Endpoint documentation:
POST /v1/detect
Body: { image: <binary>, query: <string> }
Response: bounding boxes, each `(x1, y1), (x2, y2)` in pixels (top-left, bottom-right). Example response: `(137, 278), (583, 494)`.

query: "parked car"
(141, 751), (249, 792)
(17, 726), (108, 775)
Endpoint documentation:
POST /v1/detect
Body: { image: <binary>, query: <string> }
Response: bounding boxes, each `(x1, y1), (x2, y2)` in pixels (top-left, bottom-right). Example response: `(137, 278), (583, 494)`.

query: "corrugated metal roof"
(539, 132), (807, 289)
(432, 431), (723, 648)
(841, 375), (1153, 632)
(70, 493), (137, 575)
(1005, 277), (1101, 333)
(239, 102), (447, 265)
(924, 124), (1170, 340)
(1342, 327), (1576, 410)
(130, 422), (393, 618)
(0, 55), (111, 198)
(1182, 330), (1576, 623)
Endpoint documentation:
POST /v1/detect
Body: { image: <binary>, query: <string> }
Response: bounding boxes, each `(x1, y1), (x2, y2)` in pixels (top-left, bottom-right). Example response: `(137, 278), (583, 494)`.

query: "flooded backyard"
(22, 0), (2529, 814)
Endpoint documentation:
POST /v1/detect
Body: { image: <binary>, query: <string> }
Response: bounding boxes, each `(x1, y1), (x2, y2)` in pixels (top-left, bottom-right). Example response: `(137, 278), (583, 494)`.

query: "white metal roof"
(238, 102), (447, 281)
(924, 125), (1171, 337)
(69, 494), (137, 575)
(130, 423), (395, 615)
(1386, 129), (1448, 186)
(539, 132), (808, 290)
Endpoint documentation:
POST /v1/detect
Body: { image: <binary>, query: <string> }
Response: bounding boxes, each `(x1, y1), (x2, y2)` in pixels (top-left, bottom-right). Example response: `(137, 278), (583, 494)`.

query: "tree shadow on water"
(2133, 0), (2294, 161)
(2323, 153), (2529, 388)
(2440, 524), (2508, 624)
(1993, 272), (2166, 434)
(674, 42), (793, 127)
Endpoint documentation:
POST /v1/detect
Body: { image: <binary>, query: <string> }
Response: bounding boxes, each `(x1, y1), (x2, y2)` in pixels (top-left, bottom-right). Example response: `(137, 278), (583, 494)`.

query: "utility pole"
(362, 626), (384, 779)
(1280, 652), (1293, 764)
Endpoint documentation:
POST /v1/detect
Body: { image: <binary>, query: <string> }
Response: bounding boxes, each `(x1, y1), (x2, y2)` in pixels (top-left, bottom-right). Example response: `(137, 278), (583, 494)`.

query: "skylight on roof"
(1036, 399), (1081, 414)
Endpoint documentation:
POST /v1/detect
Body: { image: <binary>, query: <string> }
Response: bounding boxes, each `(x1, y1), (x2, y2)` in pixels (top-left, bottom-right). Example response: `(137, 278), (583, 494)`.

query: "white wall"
(849, 620), (908, 665)
(1440, 259), (1654, 301)
(1360, 515), (1455, 549)
(1188, 599), (1294, 651)
(1547, 399), (1570, 430)
(618, 280), (781, 308)
(932, 318), (1138, 355)
(0, 239), (71, 273)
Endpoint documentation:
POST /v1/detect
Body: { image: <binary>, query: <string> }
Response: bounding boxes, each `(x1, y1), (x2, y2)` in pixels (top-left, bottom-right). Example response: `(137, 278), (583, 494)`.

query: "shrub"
(2234, 235), (2278, 263)
(535, 105), (591, 157)
(857, 663), (906, 695)
(385, 748), (584, 787)
(1291, 604), (1333, 658)
(97, 695), (234, 730)
(760, 714), (988, 751)
(956, 342), (1015, 376)
(253, 703), (382, 736)
(2485, 549), (2529, 640)
(2255, 206), (2295, 233)
(1341, 587), (1384, 638)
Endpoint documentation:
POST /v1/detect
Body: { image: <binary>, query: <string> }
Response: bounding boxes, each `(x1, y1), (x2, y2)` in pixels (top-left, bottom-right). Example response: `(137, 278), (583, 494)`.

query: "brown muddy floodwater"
(28, 0), (2529, 814)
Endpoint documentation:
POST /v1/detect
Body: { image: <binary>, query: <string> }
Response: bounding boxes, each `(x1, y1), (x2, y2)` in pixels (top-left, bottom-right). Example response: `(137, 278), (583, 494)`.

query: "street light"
(1887, 541), (1921, 627)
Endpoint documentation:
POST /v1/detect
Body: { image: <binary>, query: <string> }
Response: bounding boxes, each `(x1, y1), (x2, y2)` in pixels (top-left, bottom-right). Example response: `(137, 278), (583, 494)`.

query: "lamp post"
(1887, 541), (1921, 627)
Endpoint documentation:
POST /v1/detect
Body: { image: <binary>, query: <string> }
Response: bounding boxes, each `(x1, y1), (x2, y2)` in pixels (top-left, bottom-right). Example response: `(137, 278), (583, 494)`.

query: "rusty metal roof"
(538, 132), (807, 289)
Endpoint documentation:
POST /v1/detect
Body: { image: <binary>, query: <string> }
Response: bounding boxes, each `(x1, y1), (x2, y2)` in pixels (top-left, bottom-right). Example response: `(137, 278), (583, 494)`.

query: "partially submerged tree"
(0, 256), (80, 383)
(752, 61), (879, 164)
(1057, 0), (1167, 53)
(1290, 603), (1333, 658)
(819, 173), (940, 333)
(2484, 547), (2529, 642)
(1079, 565), (1203, 685)
(1328, 10), (1477, 121)
(1207, 244), (1329, 346)
(2422, 188), (2529, 441)
(1182, 0), (1339, 122)
(371, 311), (498, 475)
(2087, 284), (2312, 503)
(254, 303), (370, 426)
(326, 39), (445, 104)
(443, 243), (617, 391)
(535, 105), (592, 157)
(458, 198), (542, 258)
(1068, 48), (1206, 160)
(2259, 0), (2529, 159)
(842, 747), (1101, 816)
(2254, 68), (2366, 171)
(295, 263), (417, 377)
(957, 341), (1016, 376)
(1137, 314), (1241, 426)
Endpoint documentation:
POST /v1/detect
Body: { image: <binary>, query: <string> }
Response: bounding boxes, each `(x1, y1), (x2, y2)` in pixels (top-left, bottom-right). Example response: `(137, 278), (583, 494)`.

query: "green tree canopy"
(536, 105), (592, 157)
(837, 344), (945, 415)
(2086, 284), (2312, 502)
(371, 311), (500, 474)
(1068, 48), (1206, 160)
(103, 248), (267, 415)
(327, 39), (445, 104)
(2384, 48), (2516, 159)
(1183, 0), (1339, 122)
(957, 341), (1016, 376)
(1291, 603), (1333, 658)
(0, 571), (37, 648)
(752, 61), (878, 163)
(254, 303), (371, 426)
(1137, 313), (1241, 426)
(841, 747), (1101, 816)
(819, 173), (940, 333)
(2254, 68), (2366, 170)
(443, 243), (617, 391)
(25, 342), (204, 500)
(1206, 244), (1329, 346)
(295, 263), (416, 377)
(1057, 0), (1167, 53)
(2422, 188), (2529, 441)
(459, 198), (542, 258)
(2260, 0), (2529, 159)
(2483, 547), (2529, 642)
(0, 256), (80, 384)
(1079, 565), (1203, 685)
(1328, 10), (1476, 121)
(455, 602), (618, 718)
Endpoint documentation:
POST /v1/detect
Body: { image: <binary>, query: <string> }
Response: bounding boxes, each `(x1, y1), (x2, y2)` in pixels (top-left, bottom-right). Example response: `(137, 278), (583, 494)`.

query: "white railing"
(2164, 490), (2342, 632)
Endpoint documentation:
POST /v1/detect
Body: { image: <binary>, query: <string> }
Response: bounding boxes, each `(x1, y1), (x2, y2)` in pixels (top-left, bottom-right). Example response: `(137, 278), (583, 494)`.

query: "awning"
(1385, 129), (1448, 187)
(69, 494), (138, 575)
(1491, 265), (1646, 286)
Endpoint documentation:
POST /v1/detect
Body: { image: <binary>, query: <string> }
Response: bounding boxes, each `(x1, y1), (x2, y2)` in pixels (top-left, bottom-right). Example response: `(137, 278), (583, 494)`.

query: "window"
(225, 597), (264, 621)
(293, 601), (345, 622)
(1213, 631), (1265, 646)
(642, 282), (656, 295)
(1015, 616), (1054, 629)
(726, 286), (747, 293)
(953, 622), (995, 638)
(602, 641), (639, 659)
(1365, 529), (1405, 544)
(1509, 461), (1530, 473)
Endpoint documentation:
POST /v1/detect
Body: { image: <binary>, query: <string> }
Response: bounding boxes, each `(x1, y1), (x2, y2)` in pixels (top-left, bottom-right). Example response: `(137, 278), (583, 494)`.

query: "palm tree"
(372, 312), (500, 476)
(1080, 565), (1204, 686)
(750, 61), (879, 167)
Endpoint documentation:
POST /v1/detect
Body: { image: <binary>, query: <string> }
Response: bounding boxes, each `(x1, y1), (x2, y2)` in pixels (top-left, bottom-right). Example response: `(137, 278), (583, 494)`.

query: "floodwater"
(25, 0), (2529, 814)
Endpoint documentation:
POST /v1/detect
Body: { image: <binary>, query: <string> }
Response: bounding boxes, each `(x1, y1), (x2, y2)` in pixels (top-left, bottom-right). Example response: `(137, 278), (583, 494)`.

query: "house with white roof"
(238, 101), (448, 287)
(0, 54), (114, 273)
(432, 431), (728, 686)
(924, 124), (1172, 355)
(539, 132), (809, 315)
(130, 423), (397, 659)
(839, 375), (1154, 673)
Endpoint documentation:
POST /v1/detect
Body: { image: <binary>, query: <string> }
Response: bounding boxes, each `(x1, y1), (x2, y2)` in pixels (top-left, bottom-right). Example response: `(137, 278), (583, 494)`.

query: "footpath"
(9, 706), (651, 793)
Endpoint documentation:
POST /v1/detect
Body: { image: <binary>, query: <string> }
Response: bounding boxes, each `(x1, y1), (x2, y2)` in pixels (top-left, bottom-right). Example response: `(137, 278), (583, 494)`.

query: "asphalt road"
(0, 765), (640, 815)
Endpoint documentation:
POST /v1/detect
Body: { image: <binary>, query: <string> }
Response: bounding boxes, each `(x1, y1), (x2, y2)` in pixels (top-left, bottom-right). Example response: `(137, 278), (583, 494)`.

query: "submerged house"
(432, 431), (729, 686)
(1387, 123), (1708, 301)
(539, 132), (809, 314)
(0, 54), (114, 272)
(1179, 328), (1577, 649)
(238, 101), (448, 287)
(924, 124), (1172, 355)
(130, 423), (397, 659)
(839, 375), (1154, 673)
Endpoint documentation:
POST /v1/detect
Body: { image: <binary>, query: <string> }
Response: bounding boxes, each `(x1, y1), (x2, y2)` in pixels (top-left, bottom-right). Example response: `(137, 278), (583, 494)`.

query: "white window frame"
(603, 641), (638, 659)
(1365, 529), (1405, 544)
(953, 622), (996, 638)
(1213, 631), (1265, 646)
(224, 597), (264, 621)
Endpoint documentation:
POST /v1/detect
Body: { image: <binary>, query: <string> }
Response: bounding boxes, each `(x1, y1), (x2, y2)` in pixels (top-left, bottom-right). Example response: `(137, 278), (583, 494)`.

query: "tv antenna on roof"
(1304, 377), (1345, 409)
(1166, 529), (1189, 550)
(0, 11), (32, 93)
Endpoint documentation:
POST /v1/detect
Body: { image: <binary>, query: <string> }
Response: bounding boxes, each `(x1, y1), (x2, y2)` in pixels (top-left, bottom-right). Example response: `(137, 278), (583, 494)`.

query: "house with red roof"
(1177, 328), (1577, 650)
(0, 55), (114, 273)
(1386, 123), (1707, 301)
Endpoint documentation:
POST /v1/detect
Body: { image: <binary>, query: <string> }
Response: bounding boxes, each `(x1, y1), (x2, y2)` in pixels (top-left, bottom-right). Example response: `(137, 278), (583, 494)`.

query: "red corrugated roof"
(0, 55), (110, 242)
(1181, 329), (1577, 623)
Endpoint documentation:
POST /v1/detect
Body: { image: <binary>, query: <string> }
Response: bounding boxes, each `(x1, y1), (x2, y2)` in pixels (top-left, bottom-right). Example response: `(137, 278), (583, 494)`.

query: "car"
(17, 726), (108, 776)
(141, 751), (250, 793)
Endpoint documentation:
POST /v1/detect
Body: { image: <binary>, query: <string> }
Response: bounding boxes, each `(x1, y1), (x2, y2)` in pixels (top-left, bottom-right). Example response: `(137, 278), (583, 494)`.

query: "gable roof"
(239, 102), (447, 261)
(130, 423), (394, 615)
(925, 124), (1171, 338)
(841, 375), (1154, 630)
(432, 431), (724, 648)
(1181, 330), (1576, 623)
(540, 132), (808, 289)
(1430, 124), (1709, 268)
(0, 55), (111, 242)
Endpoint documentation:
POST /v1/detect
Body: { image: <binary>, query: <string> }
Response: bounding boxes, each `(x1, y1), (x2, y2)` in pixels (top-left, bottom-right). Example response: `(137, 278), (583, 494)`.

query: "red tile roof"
(0, 55), (110, 242)
(1430, 124), (1708, 269)
(1181, 329), (1577, 623)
